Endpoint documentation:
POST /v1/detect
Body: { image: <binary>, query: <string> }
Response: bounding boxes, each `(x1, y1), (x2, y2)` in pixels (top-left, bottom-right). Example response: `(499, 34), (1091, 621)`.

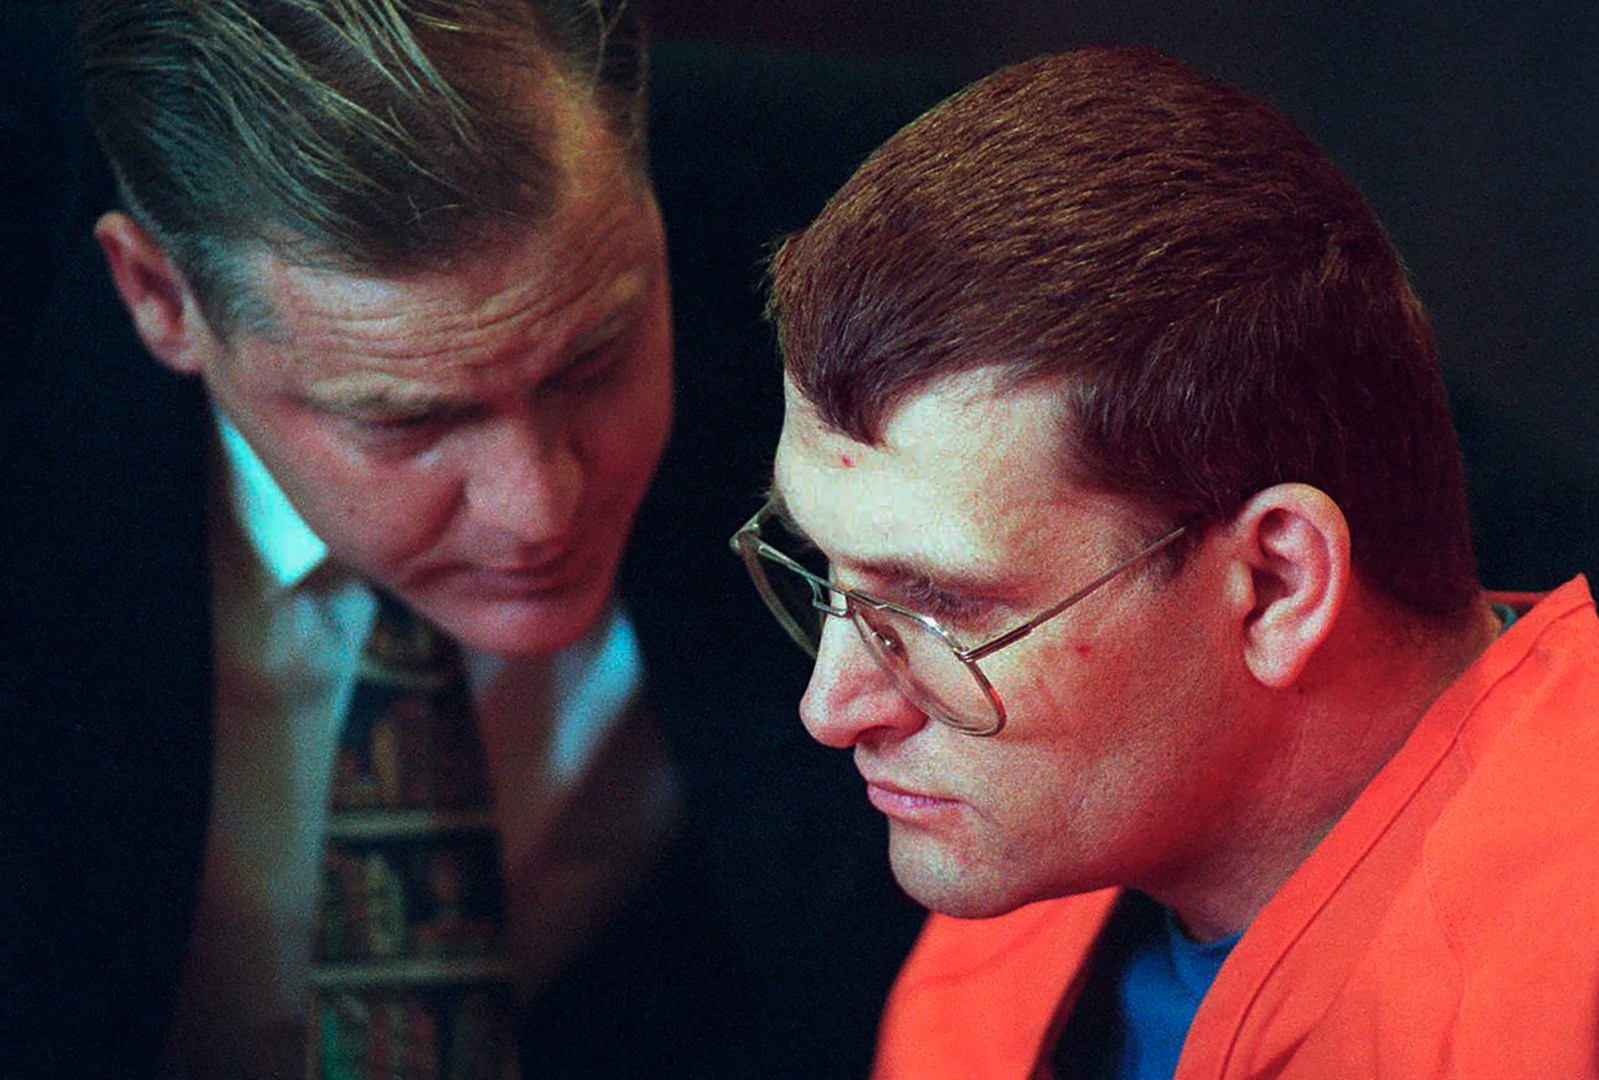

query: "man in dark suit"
(0, 3), (943, 1076)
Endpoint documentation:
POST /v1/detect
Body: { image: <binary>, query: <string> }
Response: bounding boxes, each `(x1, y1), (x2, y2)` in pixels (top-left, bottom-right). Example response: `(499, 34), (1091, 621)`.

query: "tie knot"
(332, 591), (485, 812)
(364, 592), (457, 681)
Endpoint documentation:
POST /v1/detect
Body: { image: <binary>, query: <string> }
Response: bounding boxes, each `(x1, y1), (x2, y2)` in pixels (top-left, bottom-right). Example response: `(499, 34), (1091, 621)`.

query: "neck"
(1156, 588), (1502, 942)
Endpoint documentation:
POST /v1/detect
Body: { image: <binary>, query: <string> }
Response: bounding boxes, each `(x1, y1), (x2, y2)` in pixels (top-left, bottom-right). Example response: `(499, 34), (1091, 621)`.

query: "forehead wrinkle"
(248, 86), (657, 376)
(269, 215), (646, 363)
(246, 202), (657, 423)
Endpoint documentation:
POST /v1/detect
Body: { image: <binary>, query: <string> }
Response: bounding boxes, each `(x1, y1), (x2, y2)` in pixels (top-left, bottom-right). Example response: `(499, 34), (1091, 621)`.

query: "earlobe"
(93, 210), (214, 376)
(1232, 484), (1350, 689)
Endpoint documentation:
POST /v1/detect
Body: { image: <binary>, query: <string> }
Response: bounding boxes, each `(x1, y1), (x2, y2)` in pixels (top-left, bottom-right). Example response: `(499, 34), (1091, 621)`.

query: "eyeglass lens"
(849, 604), (999, 730)
(742, 516), (998, 730)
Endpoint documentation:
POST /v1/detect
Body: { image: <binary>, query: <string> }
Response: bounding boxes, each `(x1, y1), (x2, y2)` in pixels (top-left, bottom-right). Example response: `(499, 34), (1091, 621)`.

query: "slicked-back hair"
(80, 0), (647, 336)
(769, 46), (1480, 618)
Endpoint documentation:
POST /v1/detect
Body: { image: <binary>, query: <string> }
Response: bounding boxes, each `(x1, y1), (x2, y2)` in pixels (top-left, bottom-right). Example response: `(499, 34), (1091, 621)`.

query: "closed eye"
(893, 577), (989, 625)
(344, 403), (480, 454)
(551, 341), (624, 391)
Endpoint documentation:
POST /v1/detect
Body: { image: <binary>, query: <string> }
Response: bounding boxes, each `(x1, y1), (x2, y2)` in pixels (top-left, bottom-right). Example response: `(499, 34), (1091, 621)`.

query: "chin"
(429, 581), (612, 658)
(890, 847), (1029, 921)
(898, 877), (1021, 921)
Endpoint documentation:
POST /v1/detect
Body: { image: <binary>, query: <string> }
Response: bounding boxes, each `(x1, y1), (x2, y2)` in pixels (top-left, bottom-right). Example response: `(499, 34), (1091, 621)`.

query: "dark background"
(653, 2), (1599, 592)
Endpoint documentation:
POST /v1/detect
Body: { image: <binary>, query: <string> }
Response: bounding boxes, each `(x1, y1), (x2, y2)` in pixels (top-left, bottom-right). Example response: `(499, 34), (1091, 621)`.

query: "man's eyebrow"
(304, 375), (458, 416)
(860, 555), (994, 598)
(766, 484), (995, 595)
(303, 281), (651, 416)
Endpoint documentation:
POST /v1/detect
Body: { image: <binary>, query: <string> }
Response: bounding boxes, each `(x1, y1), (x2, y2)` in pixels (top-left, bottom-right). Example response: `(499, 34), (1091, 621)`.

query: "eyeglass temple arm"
(959, 525), (1188, 662)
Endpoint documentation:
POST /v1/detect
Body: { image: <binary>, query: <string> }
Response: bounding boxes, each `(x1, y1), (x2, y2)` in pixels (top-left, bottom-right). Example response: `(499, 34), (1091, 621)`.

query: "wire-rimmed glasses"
(729, 499), (1186, 736)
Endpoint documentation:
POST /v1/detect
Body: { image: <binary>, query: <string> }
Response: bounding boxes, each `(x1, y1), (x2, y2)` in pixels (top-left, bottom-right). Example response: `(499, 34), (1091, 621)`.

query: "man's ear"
(93, 210), (218, 376)
(1227, 483), (1351, 689)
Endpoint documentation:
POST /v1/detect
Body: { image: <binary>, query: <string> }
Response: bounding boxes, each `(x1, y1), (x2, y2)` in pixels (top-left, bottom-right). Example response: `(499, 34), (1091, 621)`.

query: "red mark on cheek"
(838, 454), (855, 468)
(1073, 642), (1095, 659)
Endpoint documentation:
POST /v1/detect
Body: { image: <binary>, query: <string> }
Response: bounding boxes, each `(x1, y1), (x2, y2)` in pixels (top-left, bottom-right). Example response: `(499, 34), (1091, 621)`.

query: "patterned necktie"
(309, 592), (520, 1080)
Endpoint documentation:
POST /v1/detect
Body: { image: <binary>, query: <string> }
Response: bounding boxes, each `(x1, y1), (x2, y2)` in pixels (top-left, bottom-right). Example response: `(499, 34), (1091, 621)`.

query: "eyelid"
(559, 291), (644, 372)
(889, 576), (987, 619)
(389, 396), (486, 422)
(547, 326), (635, 394)
(316, 389), (444, 420)
(548, 354), (602, 391)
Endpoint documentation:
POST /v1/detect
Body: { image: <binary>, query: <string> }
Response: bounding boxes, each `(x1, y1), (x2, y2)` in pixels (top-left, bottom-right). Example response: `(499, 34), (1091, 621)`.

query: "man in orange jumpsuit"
(731, 46), (1599, 1078)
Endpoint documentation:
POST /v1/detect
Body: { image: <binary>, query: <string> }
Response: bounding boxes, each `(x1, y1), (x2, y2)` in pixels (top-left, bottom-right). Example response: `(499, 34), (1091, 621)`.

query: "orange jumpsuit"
(876, 578), (1599, 1079)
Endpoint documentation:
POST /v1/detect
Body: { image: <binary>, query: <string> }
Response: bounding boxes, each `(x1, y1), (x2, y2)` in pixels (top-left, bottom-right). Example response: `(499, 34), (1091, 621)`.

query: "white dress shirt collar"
(215, 409), (329, 593)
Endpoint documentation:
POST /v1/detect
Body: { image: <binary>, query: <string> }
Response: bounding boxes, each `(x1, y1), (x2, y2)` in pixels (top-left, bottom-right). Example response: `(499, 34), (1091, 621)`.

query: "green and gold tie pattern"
(309, 593), (519, 1080)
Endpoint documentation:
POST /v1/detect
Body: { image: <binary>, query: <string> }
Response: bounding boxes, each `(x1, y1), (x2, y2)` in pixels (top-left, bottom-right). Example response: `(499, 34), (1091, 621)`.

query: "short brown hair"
(769, 46), (1479, 617)
(80, 0), (647, 335)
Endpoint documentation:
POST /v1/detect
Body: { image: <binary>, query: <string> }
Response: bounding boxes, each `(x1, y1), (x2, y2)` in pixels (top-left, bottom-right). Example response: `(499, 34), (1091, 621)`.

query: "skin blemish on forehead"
(839, 453), (855, 468)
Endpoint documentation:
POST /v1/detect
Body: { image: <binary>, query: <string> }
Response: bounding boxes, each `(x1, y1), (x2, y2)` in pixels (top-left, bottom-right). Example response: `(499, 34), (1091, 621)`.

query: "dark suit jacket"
(0, 7), (949, 1077)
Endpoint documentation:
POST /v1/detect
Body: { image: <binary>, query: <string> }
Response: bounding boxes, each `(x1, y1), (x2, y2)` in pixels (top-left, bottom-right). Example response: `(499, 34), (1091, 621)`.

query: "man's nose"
(468, 418), (582, 543)
(799, 614), (927, 748)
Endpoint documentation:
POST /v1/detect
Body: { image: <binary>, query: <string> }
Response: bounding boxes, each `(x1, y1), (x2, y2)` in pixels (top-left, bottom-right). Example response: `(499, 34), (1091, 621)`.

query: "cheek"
(978, 637), (1195, 821)
(312, 467), (464, 571)
(1014, 623), (1235, 833)
(1011, 593), (1225, 732)
(582, 344), (672, 494)
(987, 636), (1122, 750)
(264, 423), (464, 573)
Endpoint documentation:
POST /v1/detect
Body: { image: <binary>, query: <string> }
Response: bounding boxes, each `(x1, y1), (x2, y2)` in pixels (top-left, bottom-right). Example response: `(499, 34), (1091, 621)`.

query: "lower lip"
(866, 783), (961, 821)
(470, 569), (572, 595)
(454, 561), (583, 597)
